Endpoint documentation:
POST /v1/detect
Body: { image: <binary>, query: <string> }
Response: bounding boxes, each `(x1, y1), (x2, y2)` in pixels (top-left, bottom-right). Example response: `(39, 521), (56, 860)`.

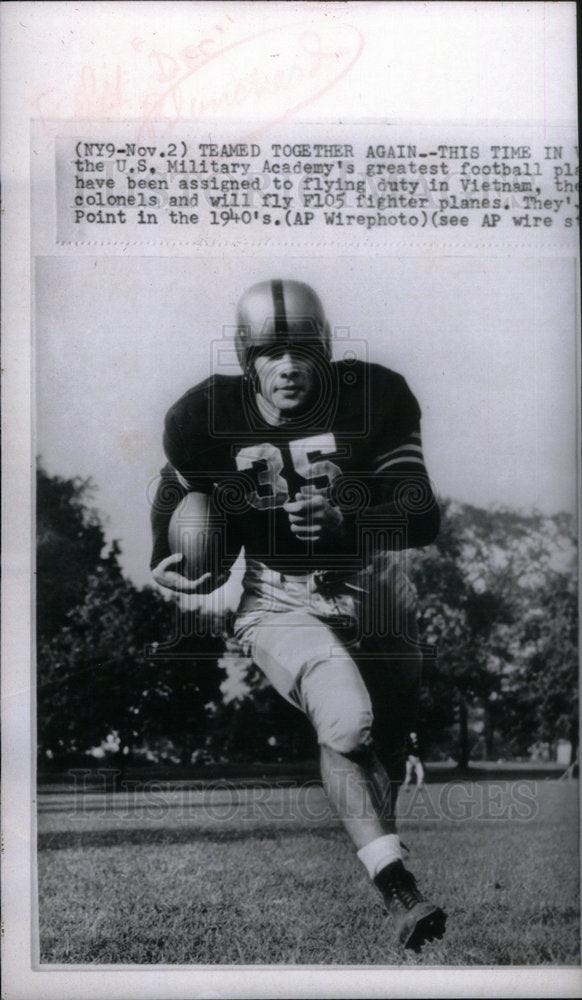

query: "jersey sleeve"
(340, 370), (439, 550)
(150, 389), (215, 571)
(369, 371), (423, 474)
(162, 405), (215, 494)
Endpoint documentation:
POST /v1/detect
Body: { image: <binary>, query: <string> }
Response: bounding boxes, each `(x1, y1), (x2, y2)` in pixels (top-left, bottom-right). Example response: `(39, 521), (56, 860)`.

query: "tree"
(410, 501), (577, 766)
(143, 608), (227, 765)
(499, 567), (578, 757)
(36, 462), (114, 640)
(212, 657), (317, 763)
(38, 572), (170, 759)
(36, 464), (227, 767)
(38, 573), (229, 767)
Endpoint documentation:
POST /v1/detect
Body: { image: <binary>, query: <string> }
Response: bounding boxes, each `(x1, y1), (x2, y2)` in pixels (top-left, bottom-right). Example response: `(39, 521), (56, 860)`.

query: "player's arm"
(341, 372), (440, 550)
(150, 464), (219, 594)
(365, 426), (440, 548)
(150, 407), (217, 594)
(283, 436), (438, 549)
(150, 460), (188, 571)
(283, 374), (439, 548)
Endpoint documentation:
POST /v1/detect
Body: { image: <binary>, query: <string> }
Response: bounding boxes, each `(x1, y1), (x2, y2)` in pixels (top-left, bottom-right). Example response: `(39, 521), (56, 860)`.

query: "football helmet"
(235, 279), (331, 372)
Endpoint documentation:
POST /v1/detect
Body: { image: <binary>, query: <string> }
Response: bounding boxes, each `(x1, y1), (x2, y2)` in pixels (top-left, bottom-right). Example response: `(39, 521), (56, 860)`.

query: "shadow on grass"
(38, 824), (345, 852)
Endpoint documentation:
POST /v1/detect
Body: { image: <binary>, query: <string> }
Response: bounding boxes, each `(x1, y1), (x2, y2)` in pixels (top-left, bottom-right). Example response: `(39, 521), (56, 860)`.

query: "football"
(168, 491), (239, 592)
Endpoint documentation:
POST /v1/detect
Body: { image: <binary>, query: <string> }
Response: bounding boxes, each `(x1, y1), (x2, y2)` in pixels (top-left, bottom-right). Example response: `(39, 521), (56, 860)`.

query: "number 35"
(235, 434), (342, 510)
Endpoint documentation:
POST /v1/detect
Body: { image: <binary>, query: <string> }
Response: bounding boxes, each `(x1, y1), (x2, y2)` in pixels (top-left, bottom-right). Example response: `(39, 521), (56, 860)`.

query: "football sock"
(357, 834), (403, 880)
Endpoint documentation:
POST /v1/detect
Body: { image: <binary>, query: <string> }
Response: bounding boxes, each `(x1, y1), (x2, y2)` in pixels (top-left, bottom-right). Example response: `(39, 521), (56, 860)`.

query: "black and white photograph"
(2, 3), (580, 998)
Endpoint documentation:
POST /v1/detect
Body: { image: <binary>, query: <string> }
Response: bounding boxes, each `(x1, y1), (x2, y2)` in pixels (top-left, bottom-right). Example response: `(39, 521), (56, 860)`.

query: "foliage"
(410, 501), (577, 763)
(36, 462), (113, 640)
(36, 464), (225, 766)
(499, 569), (578, 754)
(38, 571), (170, 758)
(213, 659), (316, 762)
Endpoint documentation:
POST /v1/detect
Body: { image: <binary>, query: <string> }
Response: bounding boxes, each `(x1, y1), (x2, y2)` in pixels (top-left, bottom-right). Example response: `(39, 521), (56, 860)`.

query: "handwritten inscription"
(34, 18), (363, 149)
(139, 23), (364, 137)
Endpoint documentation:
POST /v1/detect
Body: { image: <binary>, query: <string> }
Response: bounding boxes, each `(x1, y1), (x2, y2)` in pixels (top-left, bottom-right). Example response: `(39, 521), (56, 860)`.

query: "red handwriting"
(74, 64), (130, 118)
(138, 22), (364, 141)
(32, 12), (238, 146)
(33, 64), (130, 149)
(32, 17), (364, 149)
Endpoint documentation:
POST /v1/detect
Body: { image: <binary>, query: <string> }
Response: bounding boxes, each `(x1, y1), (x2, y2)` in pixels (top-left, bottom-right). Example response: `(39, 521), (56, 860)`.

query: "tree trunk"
(484, 704), (495, 759)
(457, 692), (470, 769)
(181, 734), (194, 767)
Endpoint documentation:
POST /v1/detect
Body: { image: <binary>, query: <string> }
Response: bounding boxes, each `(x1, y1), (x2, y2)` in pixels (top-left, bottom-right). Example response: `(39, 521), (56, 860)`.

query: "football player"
(151, 279), (446, 950)
(404, 731), (426, 791)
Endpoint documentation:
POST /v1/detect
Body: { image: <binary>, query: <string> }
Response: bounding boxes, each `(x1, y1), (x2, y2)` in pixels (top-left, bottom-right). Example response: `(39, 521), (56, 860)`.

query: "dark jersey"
(150, 360), (439, 574)
(406, 733), (422, 757)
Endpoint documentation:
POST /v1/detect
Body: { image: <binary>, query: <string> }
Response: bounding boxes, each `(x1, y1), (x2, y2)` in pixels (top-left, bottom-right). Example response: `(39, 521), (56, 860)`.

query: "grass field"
(37, 777), (579, 966)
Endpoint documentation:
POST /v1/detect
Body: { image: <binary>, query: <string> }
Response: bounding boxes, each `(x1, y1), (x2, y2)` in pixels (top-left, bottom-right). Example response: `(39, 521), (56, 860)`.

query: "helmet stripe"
(271, 279), (288, 338)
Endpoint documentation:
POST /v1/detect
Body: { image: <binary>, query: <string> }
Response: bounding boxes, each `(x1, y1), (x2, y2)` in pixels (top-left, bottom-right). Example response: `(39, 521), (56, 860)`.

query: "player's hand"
(284, 491), (344, 543)
(151, 553), (228, 595)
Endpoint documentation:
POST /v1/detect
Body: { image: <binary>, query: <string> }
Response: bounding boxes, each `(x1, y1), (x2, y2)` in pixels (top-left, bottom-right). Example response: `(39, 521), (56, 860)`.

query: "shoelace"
(389, 869), (425, 909)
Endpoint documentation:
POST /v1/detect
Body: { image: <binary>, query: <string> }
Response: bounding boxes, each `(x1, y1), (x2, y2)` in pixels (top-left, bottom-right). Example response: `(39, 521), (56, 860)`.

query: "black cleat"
(374, 860), (447, 951)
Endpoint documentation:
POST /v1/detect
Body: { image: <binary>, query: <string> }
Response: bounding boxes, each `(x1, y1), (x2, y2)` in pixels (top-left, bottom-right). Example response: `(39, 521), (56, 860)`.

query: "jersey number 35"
(235, 434), (342, 510)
